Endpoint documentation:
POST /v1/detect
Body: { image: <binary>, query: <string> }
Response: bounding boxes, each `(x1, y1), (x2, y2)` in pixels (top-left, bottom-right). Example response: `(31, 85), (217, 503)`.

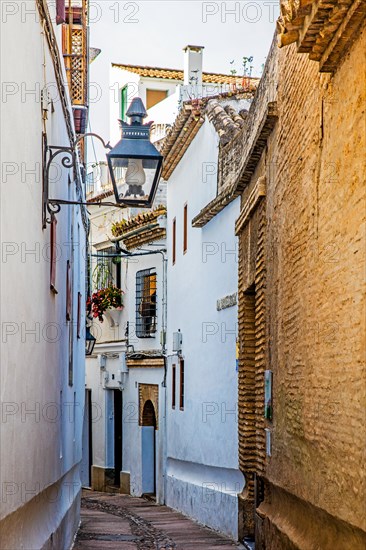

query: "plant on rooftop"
(242, 56), (254, 77)
(229, 56), (254, 78)
(86, 285), (124, 323)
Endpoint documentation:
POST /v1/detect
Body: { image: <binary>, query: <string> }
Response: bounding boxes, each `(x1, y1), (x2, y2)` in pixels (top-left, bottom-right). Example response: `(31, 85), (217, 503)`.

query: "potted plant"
(87, 285), (124, 326)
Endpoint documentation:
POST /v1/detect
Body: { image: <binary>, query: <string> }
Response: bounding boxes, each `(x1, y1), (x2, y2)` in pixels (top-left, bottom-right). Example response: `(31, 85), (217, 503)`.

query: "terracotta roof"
(111, 205), (167, 237)
(112, 62), (257, 85)
(159, 103), (205, 180)
(206, 100), (248, 145)
(110, 205), (166, 250)
(123, 227), (166, 251)
(192, 102), (278, 228)
(160, 90), (255, 180)
(276, 0), (313, 47)
(126, 353), (165, 368)
(276, 0), (366, 73)
(86, 187), (114, 203)
(126, 350), (164, 358)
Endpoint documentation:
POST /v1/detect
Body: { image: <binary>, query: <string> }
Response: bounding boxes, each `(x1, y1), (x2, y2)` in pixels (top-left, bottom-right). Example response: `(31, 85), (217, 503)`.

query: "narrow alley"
(74, 491), (244, 550)
(1, 1), (365, 549)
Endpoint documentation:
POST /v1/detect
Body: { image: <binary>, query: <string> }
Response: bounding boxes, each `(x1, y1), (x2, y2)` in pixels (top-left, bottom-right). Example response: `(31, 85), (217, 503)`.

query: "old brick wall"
(238, 21), (366, 550)
(237, 159), (268, 537)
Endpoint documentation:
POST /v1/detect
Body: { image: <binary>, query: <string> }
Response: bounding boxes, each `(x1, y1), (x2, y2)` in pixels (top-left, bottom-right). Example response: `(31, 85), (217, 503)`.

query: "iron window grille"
(93, 247), (115, 291)
(136, 269), (157, 338)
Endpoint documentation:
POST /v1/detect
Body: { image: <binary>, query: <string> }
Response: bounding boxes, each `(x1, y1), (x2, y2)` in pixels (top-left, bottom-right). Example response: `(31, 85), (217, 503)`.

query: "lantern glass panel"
(109, 156), (160, 203)
(85, 326), (96, 356)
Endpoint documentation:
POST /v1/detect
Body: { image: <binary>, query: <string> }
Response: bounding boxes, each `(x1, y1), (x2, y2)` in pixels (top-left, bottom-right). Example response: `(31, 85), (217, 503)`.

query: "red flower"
(86, 285), (124, 323)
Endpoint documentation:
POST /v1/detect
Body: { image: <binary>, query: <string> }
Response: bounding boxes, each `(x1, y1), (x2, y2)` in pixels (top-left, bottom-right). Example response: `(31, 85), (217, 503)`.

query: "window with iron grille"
(93, 248), (115, 291)
(136, 269), (157, 338)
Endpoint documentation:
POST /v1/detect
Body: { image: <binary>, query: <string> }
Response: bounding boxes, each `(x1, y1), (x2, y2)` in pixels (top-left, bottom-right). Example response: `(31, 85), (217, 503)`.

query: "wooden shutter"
(183, 204), (188, 253)
(172, 364), (176, 409)
(66, 260), (72, 321)
(56, 0), (66, 25)
(172, 217), (176, 265)
(77, 292), (82, 338)
(179, 358), (185, 410)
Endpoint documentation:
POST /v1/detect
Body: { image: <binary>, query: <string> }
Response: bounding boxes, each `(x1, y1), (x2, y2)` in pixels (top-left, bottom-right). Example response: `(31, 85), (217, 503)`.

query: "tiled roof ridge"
(111, 204), (167, 237)
(87, 188), (114, 203)
(182, 88), (256, 107)
(206, 99), (247, 145)
(160, 90), (254, 178)
(161, 89), (253, 144)
(224, 104), (247, 128)
(112, 62), (259, 84)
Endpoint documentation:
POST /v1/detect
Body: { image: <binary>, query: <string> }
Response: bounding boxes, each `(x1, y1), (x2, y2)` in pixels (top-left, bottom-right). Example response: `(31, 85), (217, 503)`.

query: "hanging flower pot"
(86, 285), (124, 323)
(105, 308), (122, 328)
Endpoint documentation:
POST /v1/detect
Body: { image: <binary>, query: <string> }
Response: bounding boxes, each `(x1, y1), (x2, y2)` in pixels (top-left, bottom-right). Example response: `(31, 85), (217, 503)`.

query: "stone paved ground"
(73, 490), (245, 550)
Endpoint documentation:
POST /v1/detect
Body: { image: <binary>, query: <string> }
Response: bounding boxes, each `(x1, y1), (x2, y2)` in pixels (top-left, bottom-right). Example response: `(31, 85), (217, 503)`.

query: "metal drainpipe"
(154, 249), (168, 504)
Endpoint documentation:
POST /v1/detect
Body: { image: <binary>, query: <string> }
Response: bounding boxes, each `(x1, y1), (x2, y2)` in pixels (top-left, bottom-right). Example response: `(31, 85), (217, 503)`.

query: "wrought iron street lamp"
(43, 97), (163, 225)
(85, 325), (96, 356)
(107, 98), (163, 207)
(43, 97), (162, 353)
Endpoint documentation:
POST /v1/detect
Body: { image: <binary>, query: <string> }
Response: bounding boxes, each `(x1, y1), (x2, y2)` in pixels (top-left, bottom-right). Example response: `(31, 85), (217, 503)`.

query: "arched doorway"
(141, 400), (156, 495)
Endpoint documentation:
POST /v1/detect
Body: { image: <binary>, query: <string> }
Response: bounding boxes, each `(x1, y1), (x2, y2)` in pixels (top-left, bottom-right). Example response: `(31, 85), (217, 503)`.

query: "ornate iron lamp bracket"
(42, 132), (113, 228)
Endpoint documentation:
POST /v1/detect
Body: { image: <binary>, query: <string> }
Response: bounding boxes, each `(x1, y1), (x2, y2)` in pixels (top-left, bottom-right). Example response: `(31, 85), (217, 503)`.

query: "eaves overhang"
(192, 101), (278, 228)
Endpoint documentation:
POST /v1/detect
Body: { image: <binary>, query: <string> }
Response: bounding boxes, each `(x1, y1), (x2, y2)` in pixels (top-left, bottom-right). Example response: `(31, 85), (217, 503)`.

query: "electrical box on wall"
(172, 330), (182, 352)
(98, 354), (107, 370)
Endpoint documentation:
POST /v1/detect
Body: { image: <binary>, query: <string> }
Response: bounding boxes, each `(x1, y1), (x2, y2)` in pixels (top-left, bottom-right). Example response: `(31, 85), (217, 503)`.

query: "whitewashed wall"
(166, 118), (244, 539)
(0, 2), (86, 548)
(85, 198), (167, 500)
(88, 62), (180, 165)
(121, 365), (166, 501)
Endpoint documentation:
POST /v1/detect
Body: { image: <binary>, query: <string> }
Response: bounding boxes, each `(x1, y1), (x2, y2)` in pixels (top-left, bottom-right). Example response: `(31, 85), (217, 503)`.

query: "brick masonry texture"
(236, 18), (365, 550)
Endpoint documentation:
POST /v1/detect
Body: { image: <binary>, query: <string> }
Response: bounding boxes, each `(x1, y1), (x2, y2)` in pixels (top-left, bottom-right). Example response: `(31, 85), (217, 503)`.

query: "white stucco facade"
(87, 45), (240, 192)
(84, 198), (168, 502)
(0, 2), (87, 548)
(85, 42), (247, 539)
(166, 117), (244, 539)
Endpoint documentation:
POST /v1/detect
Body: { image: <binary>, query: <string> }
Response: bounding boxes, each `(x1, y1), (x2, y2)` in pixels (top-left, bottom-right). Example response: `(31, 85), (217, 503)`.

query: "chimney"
(183, 45), (204, 87)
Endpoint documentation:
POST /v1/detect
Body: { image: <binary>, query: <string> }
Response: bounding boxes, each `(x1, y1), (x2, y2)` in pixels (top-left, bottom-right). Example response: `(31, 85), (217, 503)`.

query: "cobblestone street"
(73, 491), (244, 550)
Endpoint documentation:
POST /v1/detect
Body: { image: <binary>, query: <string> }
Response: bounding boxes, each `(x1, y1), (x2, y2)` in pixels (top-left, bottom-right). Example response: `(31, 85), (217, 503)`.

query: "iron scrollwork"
(42, 132), (112, 228)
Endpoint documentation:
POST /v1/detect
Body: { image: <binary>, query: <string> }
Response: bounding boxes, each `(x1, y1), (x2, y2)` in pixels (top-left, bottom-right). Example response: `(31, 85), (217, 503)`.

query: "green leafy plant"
(86, 285), (124, 323)
(229, 60), (237, 76)
(92, 262), (113, 290)
(242, 56), (254, 77)
(228, 56), (254, 78)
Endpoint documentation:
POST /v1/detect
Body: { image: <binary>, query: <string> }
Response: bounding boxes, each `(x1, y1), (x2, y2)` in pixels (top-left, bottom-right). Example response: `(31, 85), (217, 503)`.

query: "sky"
(89, 0), (279, 77)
